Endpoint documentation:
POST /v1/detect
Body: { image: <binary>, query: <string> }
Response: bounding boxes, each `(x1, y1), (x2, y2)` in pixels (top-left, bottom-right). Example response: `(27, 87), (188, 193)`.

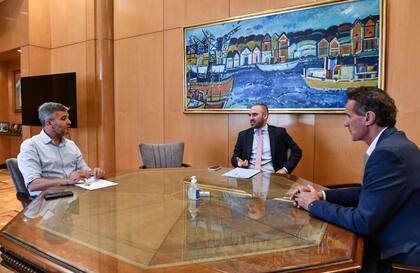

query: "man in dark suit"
(231, 103), (302, 174)
(292, 87), (420, 271)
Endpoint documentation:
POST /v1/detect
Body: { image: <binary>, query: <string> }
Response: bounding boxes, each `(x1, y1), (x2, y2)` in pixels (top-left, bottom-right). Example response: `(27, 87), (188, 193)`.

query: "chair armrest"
(16, 192), (33, 208)
(392, 264), (420, 273)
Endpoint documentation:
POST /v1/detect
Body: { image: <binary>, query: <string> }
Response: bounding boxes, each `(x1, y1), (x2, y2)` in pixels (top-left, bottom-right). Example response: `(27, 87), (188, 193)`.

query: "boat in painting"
(255, 59), (299, 72)
(187, 76), (234, 109)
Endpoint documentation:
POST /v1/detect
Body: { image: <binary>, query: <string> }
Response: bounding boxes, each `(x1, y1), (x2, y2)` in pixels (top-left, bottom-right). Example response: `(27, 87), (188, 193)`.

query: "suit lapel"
(246, 128), (254, 159)
(268, 125), (275, 156)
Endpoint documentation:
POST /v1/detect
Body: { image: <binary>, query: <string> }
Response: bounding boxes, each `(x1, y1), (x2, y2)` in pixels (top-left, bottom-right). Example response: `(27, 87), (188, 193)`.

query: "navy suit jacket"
(309, 127), (420, 265)
(231, 125), (302, 173)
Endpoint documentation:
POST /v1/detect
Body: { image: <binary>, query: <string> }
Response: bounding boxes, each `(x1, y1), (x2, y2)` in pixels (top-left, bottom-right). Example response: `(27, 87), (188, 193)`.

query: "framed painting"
(183, 0), (385, 113)
(13, 70), (21, 113)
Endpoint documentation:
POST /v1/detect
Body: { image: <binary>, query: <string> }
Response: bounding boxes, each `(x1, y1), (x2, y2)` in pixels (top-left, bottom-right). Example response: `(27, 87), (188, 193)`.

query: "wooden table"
(0, 168), (362, 272)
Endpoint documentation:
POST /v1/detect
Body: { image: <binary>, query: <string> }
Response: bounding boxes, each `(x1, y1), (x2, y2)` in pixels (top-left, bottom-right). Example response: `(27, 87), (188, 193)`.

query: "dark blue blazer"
(231, 125), (302, 173)
(310, 127), (420, 265)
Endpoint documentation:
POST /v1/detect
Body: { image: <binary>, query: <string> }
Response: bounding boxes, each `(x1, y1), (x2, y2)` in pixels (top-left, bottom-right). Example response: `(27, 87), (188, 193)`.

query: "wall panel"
(0, 0), (28, 52)
(28, 0), (51, 48)
(50, 0), (88, 48)
(114, 33), (164, 171)
(114, 0), (163, 39)
(164, 0), (229, 30)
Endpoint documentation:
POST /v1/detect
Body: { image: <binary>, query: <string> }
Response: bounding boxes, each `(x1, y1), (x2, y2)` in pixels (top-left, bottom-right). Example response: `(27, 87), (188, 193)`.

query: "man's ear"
(44, 119), (53, 128)
(365, 111), (376, 126)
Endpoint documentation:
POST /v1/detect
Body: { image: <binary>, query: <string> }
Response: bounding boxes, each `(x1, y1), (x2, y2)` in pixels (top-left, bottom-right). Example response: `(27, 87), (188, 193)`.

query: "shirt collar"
(254, 124), (268, 133)
(40, 129), (66, 146)
(366, 127), (387, 156)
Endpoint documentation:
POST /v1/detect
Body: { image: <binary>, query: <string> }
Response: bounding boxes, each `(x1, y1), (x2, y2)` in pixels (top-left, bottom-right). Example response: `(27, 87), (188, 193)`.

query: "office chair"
(139, 142), (190, 168)
(5, 158), (33, 208)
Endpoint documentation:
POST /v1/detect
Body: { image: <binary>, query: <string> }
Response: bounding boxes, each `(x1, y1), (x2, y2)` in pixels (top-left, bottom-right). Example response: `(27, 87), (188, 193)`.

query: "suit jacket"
(231, 125), (302, 173)
(309, 127), (420, 265)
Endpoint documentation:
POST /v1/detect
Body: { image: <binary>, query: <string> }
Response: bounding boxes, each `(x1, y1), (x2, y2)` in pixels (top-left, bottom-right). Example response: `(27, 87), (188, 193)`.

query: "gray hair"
(38, 102), (70, 127)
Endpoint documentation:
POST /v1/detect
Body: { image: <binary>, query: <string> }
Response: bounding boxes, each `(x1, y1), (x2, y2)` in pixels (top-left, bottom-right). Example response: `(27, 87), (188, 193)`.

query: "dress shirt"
(249, 125), (275, 173)
(17, 130), (91, 196)
(366, 127), (388, 157)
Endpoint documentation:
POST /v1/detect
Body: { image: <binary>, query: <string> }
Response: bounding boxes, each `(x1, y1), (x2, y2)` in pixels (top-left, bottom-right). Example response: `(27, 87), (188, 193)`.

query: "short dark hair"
(38, 102), (70, 127)
(347, 87), (397, 127)
(253, 103), (269, 115)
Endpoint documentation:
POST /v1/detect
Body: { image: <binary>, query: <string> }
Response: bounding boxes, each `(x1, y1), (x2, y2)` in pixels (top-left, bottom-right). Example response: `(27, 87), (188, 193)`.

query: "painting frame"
(12, 70), (22, 113)
(183, 0), (386, 113)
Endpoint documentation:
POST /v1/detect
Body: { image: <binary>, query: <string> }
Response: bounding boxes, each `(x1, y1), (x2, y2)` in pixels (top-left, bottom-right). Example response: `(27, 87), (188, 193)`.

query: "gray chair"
(139, 142), (190, 168)
(6, 158), (33, 208)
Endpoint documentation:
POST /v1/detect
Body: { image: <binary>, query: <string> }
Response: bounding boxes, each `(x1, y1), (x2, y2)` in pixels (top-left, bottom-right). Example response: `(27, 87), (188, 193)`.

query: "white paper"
(222, 168), (260, 179)
(75, 179), (118, 191)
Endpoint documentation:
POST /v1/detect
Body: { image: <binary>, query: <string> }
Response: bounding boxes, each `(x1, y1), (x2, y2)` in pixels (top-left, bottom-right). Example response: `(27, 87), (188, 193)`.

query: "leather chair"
(5, 158), (33, 208)
(139, 142), (190, 168)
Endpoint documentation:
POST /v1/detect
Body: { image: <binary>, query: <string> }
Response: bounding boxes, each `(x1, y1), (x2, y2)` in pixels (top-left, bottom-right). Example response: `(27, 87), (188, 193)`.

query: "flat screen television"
(21, 72), (77, 128)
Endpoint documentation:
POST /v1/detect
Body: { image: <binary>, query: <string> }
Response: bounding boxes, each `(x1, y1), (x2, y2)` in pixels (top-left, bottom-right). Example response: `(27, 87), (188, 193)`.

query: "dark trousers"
(359, 237), (391, 273)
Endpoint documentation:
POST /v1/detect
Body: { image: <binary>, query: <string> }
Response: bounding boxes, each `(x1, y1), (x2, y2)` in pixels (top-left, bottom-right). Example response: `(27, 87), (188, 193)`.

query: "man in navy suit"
(292, 87), (420, 271)
(231, 103), (302, 174)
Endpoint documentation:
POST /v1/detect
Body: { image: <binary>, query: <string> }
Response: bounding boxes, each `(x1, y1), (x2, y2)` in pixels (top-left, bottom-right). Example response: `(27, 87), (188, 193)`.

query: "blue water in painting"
(222, 59), (347, 109)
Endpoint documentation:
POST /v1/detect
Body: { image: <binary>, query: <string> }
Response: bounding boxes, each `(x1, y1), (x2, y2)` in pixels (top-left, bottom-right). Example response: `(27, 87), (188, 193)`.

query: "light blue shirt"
(17, 130), (91, 196)
(249, 124), (274, 173)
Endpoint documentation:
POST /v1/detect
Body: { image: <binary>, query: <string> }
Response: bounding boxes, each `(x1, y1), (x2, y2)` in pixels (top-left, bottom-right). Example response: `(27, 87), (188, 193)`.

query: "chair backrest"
(6, 158), (31, 208)
(139, 142), (184, 168)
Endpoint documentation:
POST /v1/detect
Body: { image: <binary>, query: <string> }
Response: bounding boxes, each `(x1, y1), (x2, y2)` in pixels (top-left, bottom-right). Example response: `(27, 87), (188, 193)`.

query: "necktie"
(255, 128), (263, 169)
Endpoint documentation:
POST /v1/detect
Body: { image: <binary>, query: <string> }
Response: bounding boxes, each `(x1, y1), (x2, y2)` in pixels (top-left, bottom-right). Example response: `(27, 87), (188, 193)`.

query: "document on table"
(75, 179), (118, 191)
(222, 168), (260, 179)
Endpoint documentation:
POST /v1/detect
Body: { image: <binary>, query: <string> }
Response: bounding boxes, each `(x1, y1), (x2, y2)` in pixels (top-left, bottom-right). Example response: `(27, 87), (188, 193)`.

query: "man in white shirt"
(17, 102), (105, 196)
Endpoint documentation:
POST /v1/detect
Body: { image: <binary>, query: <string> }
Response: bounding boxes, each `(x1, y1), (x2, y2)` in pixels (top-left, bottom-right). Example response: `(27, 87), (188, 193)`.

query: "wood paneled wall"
(0, 0), (115, 172)
(113, 0), (420, 185)
(1, 0), (419, 186)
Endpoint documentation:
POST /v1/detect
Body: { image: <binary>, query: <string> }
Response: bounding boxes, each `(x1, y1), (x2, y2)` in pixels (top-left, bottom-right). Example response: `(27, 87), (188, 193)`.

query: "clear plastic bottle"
(188, 176), (200, 200)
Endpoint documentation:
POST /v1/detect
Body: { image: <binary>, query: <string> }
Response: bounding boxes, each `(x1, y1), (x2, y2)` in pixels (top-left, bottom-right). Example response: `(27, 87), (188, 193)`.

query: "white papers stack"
(222, 168), (260, 179)
(75, 179), (118, 191)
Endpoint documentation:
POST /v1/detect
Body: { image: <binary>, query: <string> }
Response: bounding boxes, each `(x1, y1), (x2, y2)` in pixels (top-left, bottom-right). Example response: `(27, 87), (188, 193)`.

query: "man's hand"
(276, 168), (287, 175)
(294, 185), (321, 211)
(91, 168), (105, 179)
(289, 185), (311, 205)
(67, 170), (91, 184)
(236, 157), (249, 168)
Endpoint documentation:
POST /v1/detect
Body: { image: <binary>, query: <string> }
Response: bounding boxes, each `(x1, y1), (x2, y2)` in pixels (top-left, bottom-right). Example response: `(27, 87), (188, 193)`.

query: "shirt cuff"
(321, 190), (326, 200)
(281, 167), (289, 173)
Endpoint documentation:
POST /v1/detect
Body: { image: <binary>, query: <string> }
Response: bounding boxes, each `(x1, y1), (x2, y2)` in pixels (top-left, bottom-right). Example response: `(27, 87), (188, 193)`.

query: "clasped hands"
(65, 168), (106, 185)
(289, 184), (323, 211)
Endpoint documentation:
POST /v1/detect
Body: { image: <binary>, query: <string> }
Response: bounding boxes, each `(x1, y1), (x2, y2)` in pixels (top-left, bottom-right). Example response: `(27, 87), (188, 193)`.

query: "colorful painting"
(183, 0), (385, 113)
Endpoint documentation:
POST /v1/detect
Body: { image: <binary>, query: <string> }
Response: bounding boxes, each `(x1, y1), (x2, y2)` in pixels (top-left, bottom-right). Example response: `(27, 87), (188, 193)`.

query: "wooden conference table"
(0, 168), (362, 272)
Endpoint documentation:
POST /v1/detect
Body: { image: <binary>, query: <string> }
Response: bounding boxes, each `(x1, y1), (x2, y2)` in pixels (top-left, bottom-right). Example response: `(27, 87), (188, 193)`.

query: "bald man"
(231, 103), (302, 174)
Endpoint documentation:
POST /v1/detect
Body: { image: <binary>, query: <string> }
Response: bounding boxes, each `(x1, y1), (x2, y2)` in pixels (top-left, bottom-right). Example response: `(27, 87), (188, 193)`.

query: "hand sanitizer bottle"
(188, 176), (200, 200)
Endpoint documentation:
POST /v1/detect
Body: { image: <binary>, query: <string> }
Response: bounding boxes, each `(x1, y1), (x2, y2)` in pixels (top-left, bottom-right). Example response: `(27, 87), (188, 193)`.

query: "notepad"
(75, 179), (118, 190)
(222, 168), (260, 179)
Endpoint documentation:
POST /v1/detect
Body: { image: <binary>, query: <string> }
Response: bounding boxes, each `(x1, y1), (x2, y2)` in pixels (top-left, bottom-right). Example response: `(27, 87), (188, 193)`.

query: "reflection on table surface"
(1, 168), (359, 272)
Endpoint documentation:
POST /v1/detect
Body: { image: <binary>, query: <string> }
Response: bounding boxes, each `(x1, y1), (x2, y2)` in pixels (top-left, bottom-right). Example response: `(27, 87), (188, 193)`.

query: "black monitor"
(21, 72), (78, 128)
